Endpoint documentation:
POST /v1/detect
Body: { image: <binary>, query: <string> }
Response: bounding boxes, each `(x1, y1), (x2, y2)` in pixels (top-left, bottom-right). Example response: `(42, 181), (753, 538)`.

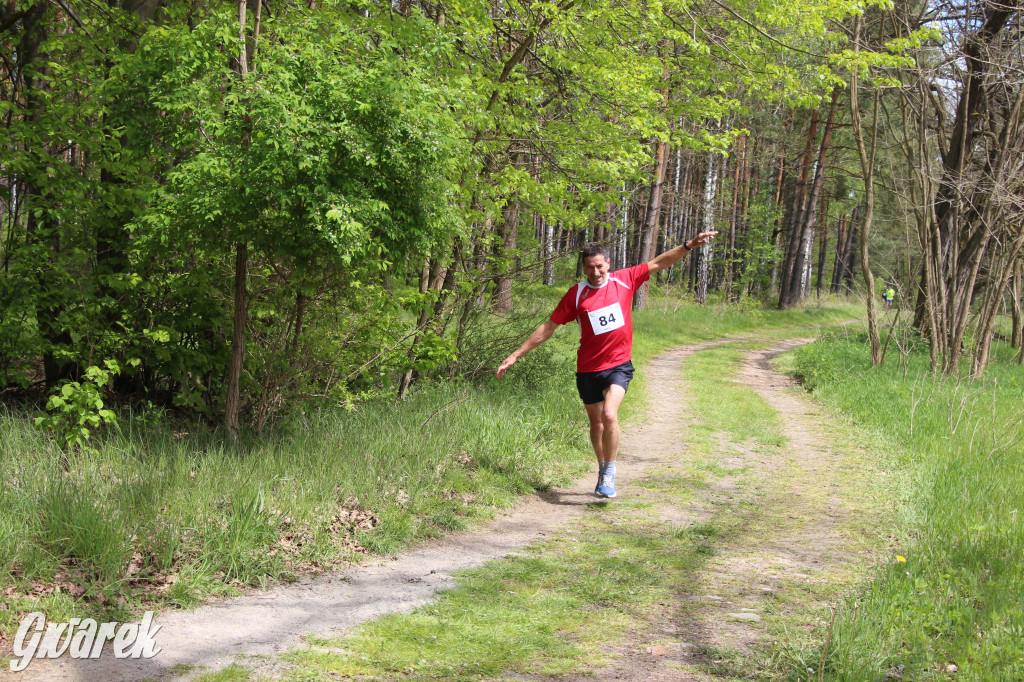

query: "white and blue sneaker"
(596, 471), (616, 498)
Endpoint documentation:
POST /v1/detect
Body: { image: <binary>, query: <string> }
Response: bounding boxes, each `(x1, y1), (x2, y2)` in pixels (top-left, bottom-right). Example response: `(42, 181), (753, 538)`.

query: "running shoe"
(596, 471), (616, 498)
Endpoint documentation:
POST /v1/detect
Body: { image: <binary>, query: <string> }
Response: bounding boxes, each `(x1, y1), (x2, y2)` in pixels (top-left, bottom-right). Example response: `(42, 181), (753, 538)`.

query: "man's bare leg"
(600, 384), (626, 463)
(586, 385), (626, 497)
(585, 402), (605, 493)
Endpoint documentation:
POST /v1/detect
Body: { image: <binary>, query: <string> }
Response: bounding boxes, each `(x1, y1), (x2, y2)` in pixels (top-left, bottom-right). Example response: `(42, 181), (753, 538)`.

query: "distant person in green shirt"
(883, 286), (895, 309)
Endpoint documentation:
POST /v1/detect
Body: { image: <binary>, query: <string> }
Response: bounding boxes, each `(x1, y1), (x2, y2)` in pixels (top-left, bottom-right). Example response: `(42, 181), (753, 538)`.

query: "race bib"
(587, 302), (625, 335)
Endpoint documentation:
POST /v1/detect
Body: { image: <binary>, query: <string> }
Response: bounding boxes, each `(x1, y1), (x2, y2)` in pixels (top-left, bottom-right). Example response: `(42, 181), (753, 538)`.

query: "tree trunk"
(225, 0), (255, 439)
(849, 17), (882, 365)
(830, 216), (847, 294)
(398, 257), (445, 399)
(789, 90), (838, 303)
(1015, 260), (1024, 365)
(634, 139), (668, 311)
(972, 239), (1024, 376)
(695, 142), (720, 305)
(225, 241), (248, 438)
(667, 152), (688, 285)
(617, 190), (629, 270)
(816, 218), (829, 297)
(843, 218), (858, 293)
(492, 199), (520, 312)
(778, 109), (818, 308)
(726, 135), (744, 297)
(767, 148), (786, 296)
(1010, 260), (1023, 353)
(543, 217), (554, 285)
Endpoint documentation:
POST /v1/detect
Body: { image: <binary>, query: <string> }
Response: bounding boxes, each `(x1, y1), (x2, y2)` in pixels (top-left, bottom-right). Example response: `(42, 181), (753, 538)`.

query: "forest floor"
(7, 331), (890, 682)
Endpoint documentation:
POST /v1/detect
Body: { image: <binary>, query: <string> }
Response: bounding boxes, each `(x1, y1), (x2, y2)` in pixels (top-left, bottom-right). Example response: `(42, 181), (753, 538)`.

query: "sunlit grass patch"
(633, 469), (702, 507)
(681, 346), (786, 450)
(684, 459), (733, 479)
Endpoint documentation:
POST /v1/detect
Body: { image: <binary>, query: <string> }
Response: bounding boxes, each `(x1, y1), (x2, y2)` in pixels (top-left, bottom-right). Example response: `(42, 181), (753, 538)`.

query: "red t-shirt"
(550, 263), (651, 372)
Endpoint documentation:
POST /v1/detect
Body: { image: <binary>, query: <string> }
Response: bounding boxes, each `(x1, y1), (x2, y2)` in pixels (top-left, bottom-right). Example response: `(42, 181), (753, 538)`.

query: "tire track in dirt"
(6, 339), (744, 682)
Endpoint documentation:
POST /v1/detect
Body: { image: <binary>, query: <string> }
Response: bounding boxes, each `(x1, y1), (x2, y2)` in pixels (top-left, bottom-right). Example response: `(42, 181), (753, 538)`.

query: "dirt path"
(10, 339), (744, 682)
(564, 338), (874, 681)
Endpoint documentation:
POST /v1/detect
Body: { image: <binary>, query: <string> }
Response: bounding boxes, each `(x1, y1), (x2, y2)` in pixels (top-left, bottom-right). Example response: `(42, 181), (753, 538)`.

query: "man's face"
(582, 255), (610, 287)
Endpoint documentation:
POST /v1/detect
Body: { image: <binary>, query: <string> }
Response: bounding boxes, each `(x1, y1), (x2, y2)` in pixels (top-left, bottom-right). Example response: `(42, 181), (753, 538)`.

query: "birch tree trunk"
(815, 216), (829, 297)
(667, 148), (686, 284)
(618, 191), (629, 270)
(695, 142), (720, 305)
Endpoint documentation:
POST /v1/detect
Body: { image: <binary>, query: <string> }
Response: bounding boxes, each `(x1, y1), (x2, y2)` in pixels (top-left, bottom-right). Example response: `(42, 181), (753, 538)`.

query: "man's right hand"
(496, 354), (516, 379)
(496, 320), (556, 379)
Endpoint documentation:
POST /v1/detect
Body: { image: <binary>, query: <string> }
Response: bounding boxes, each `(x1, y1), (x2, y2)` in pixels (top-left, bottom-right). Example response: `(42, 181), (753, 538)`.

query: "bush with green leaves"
(34, 360), (136, 454)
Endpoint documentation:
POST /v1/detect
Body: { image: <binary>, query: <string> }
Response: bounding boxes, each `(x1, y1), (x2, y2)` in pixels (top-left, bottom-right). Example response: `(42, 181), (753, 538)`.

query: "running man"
(496, 232), (718, 498)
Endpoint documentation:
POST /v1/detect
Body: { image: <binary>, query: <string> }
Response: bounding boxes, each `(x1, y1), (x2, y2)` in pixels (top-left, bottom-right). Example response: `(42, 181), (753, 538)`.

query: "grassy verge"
(0, 291), (860, 647)
(791, 329), (1024, 680)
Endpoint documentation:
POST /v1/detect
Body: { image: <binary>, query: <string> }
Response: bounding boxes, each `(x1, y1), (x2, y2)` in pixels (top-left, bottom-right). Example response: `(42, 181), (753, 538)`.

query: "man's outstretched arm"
(647, 231), (719, 275)
(496, 319), (558, 378)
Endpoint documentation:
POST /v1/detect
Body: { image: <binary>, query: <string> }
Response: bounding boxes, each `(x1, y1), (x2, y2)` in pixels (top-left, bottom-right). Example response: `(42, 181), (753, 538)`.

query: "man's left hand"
(689, 231), (719, 248)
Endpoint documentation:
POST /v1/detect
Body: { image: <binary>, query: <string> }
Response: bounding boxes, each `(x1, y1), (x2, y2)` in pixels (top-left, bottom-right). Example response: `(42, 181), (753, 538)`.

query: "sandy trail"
(9, 339), (739, 682)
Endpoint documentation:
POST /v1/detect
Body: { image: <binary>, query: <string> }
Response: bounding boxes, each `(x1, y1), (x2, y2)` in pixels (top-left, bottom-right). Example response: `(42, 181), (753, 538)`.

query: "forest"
(2, 0), (1019, 445)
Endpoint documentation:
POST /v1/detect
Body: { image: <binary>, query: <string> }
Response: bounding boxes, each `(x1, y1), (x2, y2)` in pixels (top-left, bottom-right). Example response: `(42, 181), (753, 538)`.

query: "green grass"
(192, 663), (253, 681)
(791, 330), (1024, 680)
(682, 345), (787, 448)
(0, 288), (860, 641)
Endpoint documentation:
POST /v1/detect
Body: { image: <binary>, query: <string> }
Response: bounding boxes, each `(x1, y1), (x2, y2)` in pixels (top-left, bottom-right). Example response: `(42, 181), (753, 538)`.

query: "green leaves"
(36, 363), (124, 455)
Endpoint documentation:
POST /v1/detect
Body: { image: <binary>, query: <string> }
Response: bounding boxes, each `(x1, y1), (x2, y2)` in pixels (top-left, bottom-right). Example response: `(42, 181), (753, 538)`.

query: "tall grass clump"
(793, 331), (1024, 679)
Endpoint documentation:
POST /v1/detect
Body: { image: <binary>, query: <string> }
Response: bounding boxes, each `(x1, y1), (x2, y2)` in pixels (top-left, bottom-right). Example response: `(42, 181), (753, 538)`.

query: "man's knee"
(601, 406), (619, 426)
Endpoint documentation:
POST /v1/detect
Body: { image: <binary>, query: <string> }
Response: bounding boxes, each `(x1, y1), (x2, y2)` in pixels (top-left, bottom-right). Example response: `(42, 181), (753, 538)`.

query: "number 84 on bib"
(587, 303), (625, 335)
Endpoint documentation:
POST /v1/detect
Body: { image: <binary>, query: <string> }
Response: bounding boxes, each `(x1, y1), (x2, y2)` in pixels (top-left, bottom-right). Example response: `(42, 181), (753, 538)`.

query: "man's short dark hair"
(581, 243), (609, 261)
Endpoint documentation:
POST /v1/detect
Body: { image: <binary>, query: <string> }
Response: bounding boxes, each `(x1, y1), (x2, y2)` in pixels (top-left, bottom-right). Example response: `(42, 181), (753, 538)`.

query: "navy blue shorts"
(576, 361), (635, 405)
